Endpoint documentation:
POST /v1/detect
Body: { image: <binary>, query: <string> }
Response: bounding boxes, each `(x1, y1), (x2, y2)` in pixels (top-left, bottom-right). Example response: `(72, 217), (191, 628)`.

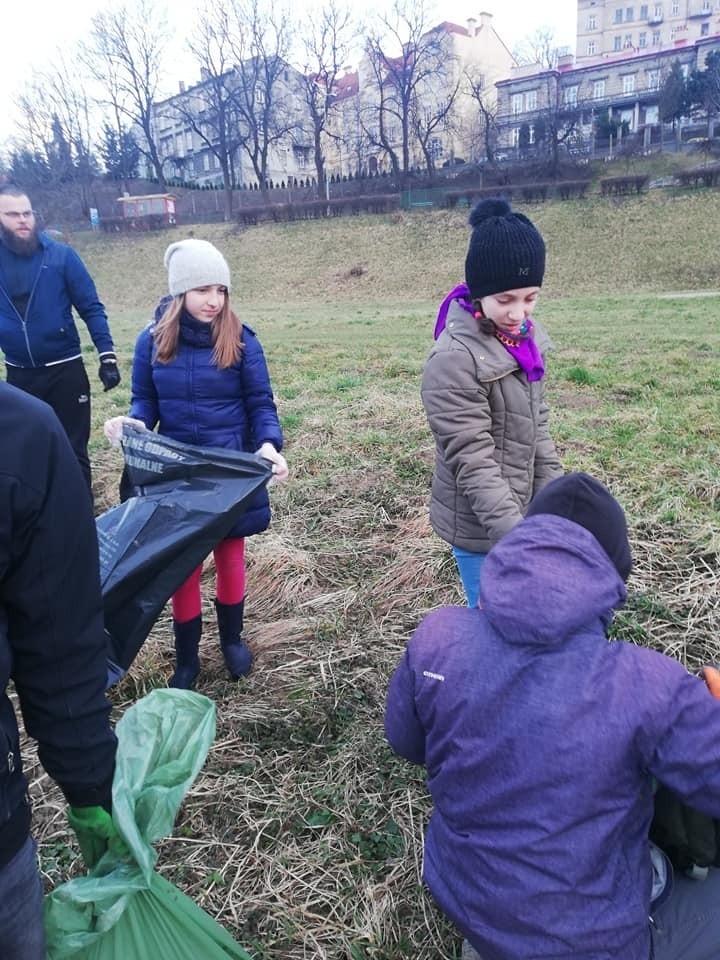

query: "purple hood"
(481, 513), (627, 646)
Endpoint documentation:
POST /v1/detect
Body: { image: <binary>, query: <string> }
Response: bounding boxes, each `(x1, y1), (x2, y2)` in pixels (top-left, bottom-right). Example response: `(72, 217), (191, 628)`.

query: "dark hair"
(0, 182), (29, 199)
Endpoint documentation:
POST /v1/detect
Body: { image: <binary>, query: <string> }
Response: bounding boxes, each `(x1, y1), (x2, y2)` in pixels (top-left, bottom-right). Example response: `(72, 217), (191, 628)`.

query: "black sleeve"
(0, 386), (117, 808)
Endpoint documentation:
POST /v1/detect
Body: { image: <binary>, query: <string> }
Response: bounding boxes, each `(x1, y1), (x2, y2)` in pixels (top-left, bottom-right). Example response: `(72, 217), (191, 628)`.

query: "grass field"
(23, 193), (720, 958)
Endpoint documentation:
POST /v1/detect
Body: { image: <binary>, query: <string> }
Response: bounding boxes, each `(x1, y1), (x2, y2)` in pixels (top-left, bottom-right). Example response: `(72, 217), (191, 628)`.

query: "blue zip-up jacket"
(0, 232), (114, 367)
(386, 514), (720, 960)
(0, 383), (116, 865)
(129, 304), (283, 538)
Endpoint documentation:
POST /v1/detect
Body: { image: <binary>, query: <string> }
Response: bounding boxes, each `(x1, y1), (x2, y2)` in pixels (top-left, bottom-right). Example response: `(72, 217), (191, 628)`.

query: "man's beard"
(0, 222), (40, 256)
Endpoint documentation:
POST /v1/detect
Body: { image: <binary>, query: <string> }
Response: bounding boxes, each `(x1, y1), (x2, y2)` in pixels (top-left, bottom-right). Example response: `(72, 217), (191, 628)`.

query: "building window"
(564, 85), (579, 106)
(626, 6), (634, 20)
(185, 131), (193, 149)
(430, 137), (443, 159)
(654, 3), (662, 16)
(671, 0), (679, 12)
(588, 13), (597, 27)
(639, 31), (647, 46)
(203, 154), (210, 171)
(647, 69), (660, 88)
(511, 127), (520, 147)
(512, 93), (523, 114)
(256, 88), (265, 106)
(652, 29), (661, 44)
(702, 0), (711, 9)
(593, 78), (606, 98)
(624, 33), (634, 46)
(588, 40), (597, 55)
(525, 89), (538, 110)
(615, 7), (624, 21)
(701, 21), (710, 34)
(640, 3), (648, 15)
(614, 34), (623, 49)
(622, 73), (636, 93)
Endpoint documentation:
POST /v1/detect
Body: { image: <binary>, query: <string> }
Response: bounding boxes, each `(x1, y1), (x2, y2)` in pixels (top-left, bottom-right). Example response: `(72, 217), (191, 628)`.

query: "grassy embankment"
(29, 189), (720, 959)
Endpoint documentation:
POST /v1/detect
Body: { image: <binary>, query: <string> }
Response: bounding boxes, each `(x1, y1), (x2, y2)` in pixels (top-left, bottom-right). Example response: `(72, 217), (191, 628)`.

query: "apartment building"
(496, 32), (720, 153)
(146, 60), (312, 188)
(140, 12), (516, 187)
(355, 12), (515, 174)
(577, 0), (720, 62)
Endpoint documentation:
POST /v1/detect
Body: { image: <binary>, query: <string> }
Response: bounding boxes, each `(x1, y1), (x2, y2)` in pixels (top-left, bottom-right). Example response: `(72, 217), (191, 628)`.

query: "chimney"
(467, 17), (477, 34)
(179, 80), (186, 93)
(478, 11), (493, 29)
(200, 67), (210, 82)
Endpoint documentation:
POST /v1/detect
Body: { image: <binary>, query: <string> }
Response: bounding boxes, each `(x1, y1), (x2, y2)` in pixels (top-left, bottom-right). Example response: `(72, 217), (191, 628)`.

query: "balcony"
(648, 14), (663, 23)
(688, 7), (712, 16)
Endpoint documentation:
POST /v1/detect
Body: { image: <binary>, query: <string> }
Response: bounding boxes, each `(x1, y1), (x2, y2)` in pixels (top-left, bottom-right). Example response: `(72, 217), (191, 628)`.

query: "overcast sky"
(0, 0), (577, 147)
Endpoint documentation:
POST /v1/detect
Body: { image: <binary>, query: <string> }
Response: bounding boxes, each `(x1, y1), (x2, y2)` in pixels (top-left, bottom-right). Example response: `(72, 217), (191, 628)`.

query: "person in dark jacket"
(0, 382), (117, 960)
(385, 472), (720, 960)
(104, 238), (287, 687)
(0, 183), (121, 492)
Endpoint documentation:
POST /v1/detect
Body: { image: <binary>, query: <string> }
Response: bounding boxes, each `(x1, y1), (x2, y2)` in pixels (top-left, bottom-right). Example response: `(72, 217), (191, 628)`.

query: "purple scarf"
(434, 283), (545, 382)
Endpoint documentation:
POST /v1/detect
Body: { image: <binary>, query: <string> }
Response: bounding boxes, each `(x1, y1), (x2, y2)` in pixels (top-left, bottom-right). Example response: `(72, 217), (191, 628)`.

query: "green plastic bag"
(44, 689), (252, 960)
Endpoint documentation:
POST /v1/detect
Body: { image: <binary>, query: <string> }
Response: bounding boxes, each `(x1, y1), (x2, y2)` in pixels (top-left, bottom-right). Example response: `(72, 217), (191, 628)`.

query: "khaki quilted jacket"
(421, 300), (563, 553)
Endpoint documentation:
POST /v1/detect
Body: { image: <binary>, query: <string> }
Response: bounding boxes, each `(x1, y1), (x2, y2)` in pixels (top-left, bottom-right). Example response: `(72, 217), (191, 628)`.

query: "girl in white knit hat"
(105, 238), (287, 687)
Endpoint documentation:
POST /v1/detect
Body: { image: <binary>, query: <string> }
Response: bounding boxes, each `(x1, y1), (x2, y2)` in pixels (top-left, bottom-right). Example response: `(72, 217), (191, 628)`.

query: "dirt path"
(658, 290), (720, 298)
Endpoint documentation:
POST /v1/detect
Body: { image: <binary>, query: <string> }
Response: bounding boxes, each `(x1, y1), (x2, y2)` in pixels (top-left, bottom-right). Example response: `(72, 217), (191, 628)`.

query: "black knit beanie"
(526, 472), (633, 582)
(464, 197), (546, 300)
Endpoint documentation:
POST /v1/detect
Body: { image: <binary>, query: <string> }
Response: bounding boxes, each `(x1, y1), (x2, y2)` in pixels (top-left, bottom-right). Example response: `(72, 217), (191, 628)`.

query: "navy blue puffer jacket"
(129, 306), (283, 538)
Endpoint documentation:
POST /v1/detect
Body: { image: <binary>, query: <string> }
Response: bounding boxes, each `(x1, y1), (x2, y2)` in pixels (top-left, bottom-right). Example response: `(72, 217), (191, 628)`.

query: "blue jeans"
(651, 865), (720, 959)
(0, 836), (46, 959)
(461, 866), (720, 960)
(452, 547), (487, 608)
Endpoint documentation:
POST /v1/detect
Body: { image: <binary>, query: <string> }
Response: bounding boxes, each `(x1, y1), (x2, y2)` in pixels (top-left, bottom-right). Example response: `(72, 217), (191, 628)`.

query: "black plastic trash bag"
(98, 427), (273, 683)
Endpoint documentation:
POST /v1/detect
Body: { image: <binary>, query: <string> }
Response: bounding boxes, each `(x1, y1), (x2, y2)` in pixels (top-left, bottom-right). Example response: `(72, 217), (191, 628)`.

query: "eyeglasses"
(1, 210), (35, 220)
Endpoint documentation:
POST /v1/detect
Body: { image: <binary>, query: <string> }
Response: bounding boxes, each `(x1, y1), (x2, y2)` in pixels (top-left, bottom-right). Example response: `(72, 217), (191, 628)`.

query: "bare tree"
(88, 0), (170, 189)
(464, 68), (498, 162)
(170, 0), (246, 219)
(534, 74), (584, 177)
(513, 26), (562, 71)
(410, 85), (460, 176)
(12, 55), (98, 208)
(362, 0), (452, 178)
(297, 0), (356, 191)
(226, 0), (302, 201)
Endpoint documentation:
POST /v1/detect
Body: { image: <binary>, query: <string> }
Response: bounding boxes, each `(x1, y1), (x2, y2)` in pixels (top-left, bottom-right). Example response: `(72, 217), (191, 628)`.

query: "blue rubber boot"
(169, 616), (201, 689)
(215, 599), (252, 678)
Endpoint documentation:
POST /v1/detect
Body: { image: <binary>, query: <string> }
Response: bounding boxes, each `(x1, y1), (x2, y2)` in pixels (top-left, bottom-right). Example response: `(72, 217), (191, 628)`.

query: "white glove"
(256, 442), (288, 482)
(103, 415), (147, 448)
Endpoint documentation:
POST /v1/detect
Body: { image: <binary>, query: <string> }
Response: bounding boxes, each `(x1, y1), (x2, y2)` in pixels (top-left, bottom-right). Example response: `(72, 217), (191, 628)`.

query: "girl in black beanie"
(422, 197), (563, 606)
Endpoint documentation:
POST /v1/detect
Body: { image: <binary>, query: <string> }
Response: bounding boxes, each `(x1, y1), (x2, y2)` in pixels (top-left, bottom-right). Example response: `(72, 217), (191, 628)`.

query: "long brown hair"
(153, 293), (244, 368)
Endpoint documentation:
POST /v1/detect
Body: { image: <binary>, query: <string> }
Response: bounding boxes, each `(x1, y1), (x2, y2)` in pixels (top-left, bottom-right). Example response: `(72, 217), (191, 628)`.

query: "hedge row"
(598, 175), (649, 196)
(675, 164), (720, 188)
(444, 180), (591, 208)
(236, 195), (400, 225)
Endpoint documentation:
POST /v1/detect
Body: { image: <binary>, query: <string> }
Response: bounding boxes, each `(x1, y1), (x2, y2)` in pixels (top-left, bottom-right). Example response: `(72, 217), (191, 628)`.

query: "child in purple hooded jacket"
(386, 472), (720, 960)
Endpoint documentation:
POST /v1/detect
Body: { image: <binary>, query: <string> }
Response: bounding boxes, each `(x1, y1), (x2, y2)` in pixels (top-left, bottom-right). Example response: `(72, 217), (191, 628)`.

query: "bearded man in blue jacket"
(385, 472), (720, 960)
(0, 382), (117, 959)
(0, 183), (121, 492)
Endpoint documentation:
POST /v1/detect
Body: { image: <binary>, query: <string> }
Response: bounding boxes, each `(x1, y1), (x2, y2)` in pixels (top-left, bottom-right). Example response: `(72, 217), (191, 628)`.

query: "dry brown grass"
(12, 200), (720, 958)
